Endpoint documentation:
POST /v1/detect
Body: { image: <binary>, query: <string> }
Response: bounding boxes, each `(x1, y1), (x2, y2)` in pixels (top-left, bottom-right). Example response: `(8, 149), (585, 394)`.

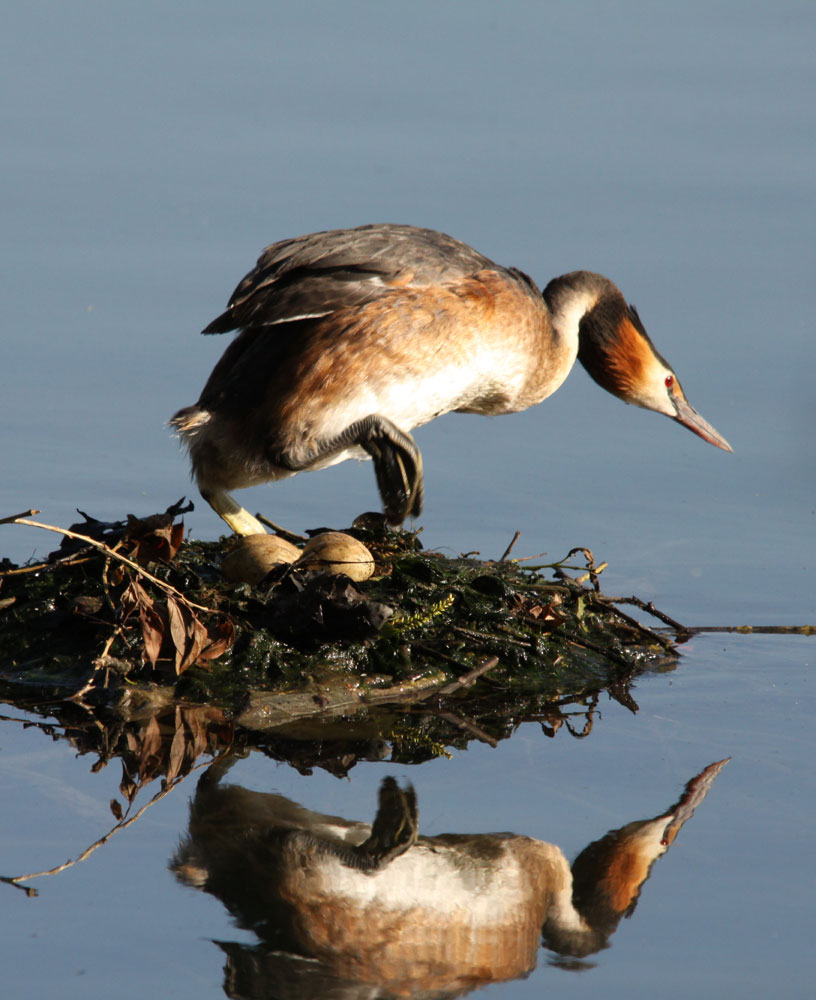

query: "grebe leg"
(356, 776), (418, 867)
(201, 488), (268, 536)
(281, 414), (424, 525)
(317, 414), (423, 525)
(332, 777), (418, 872)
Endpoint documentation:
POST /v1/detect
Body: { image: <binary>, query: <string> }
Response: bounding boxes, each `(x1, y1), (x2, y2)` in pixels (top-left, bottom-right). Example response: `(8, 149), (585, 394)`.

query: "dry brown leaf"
(176, 603), (209, 675)
(138, 715), (163, 782)
(121, 578), (167, 667)
(139, 602), (165, 667)
(166, 707), (188, 783)
(183, 706), (230, 759)
(196, 618), (236, 663)
(184, 709), (209, 760)
(166, 596), (188, 669)
(119, 761), (138, 804)
(169, 520), (185, 554)
(124, 510), (186, 565)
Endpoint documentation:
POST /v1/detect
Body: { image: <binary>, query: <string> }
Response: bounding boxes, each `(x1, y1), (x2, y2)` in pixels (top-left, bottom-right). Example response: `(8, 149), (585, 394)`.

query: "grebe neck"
(542, 270), (616, 349)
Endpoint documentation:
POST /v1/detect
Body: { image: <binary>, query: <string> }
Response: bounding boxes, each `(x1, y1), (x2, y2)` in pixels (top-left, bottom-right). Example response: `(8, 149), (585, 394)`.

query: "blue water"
(1, 2), (814, 997)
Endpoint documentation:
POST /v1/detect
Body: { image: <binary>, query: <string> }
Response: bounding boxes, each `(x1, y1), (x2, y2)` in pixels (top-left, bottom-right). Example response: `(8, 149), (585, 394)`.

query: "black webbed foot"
(351, 777), (418, 871)
(364, 422), (423, 524)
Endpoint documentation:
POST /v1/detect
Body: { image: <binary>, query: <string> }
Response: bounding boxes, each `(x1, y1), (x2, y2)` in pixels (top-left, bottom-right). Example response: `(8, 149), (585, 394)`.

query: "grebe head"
(545, 271), (733, 453)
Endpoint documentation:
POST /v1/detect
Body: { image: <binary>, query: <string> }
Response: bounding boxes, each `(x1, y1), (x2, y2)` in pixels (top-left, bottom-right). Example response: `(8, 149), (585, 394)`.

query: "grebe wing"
(202, 223), (501, 334)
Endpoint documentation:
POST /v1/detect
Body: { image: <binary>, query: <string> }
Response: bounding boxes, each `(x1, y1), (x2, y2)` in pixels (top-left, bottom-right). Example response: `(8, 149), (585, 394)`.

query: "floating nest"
(1, 499), (682, 772)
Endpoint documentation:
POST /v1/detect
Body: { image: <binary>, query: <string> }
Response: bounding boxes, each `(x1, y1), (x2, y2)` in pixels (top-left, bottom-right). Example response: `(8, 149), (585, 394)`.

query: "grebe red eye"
(664, 374), (674, 389)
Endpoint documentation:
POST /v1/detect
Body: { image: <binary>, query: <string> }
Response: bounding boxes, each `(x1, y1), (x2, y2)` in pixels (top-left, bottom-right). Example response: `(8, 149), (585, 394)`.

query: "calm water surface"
(1, 2), (814, 997)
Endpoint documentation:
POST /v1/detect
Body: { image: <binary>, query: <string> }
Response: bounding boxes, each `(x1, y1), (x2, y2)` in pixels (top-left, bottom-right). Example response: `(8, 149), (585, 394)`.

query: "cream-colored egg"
(221, 533), (301, 584)
(297, 531), (375, 582)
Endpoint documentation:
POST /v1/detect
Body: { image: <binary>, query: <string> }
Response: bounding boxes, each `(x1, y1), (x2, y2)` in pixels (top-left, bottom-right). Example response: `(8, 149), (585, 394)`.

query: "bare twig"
(679, 624), (815, 636)
(0, 876), (38, 897)
(256, 514), (307, 543)
(614, 596), (690, 632)
(1, 554), (99, 576)
(426, 709), (498, 747)
(498, 531), (521, 562)
(432, 656), (500, 697)
(0, 508), (40, 525)
(590, 596), (677, 651)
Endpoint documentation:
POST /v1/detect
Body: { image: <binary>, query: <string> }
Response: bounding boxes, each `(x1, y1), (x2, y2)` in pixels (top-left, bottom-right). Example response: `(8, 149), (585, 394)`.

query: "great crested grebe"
(172, 758), (728, 994)
(171, 224), (732, 535)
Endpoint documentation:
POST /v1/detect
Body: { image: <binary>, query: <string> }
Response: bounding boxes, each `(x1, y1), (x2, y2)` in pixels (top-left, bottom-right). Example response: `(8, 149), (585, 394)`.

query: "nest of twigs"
(1, 500), (680, 734)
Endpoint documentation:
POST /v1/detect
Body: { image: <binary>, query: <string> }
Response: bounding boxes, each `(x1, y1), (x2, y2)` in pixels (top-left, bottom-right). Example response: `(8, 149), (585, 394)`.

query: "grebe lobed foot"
(353, 776), (418, 870)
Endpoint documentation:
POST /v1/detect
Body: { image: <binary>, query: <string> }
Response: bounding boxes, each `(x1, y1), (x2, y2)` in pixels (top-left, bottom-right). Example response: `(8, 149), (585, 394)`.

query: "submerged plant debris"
(1, 500), (681, 771)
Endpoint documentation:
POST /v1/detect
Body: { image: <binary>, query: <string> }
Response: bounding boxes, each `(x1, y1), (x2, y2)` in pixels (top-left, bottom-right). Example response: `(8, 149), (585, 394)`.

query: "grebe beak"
(672, 396), (733, 453)
(662, 757), (731, 844)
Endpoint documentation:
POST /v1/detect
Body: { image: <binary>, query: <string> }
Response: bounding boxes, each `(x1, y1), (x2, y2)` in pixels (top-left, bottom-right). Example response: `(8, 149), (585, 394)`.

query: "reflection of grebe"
(172, 759), (728, 996)
(171, 224), (732, 536)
